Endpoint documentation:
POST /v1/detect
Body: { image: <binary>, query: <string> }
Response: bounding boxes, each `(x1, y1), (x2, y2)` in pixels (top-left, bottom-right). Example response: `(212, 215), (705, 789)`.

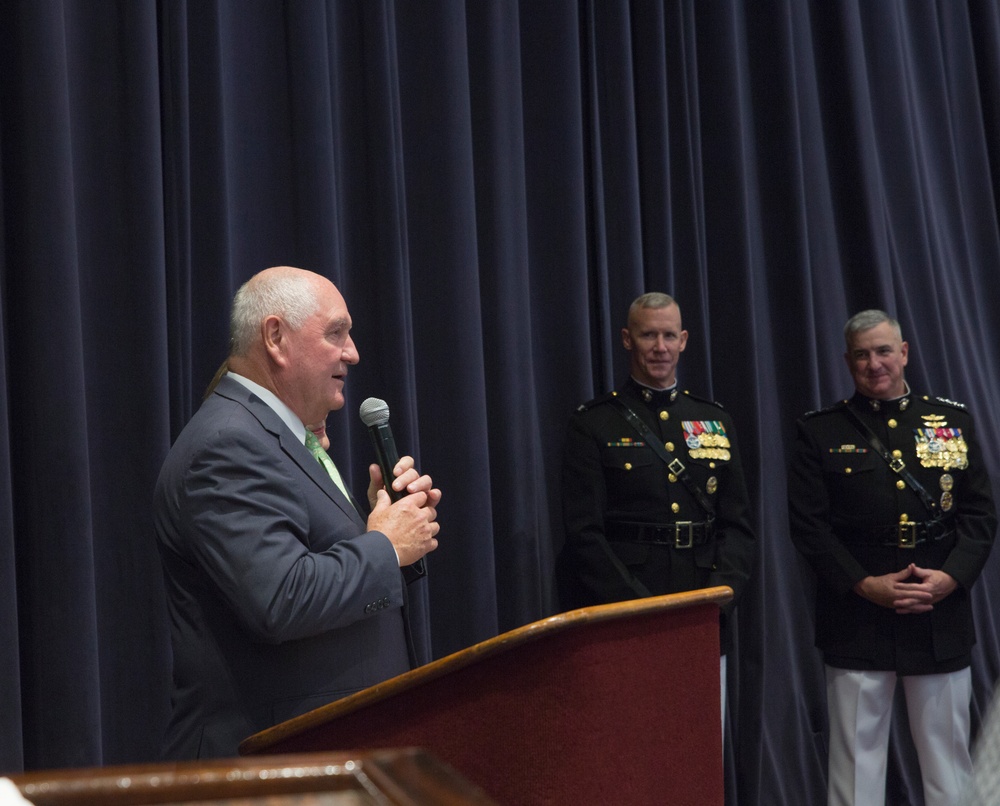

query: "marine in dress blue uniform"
(558, 293), (757, 656)
(788, 309), (996, 806)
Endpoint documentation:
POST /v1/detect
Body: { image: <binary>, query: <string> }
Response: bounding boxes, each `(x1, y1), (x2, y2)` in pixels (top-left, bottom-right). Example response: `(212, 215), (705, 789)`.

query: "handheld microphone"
(359, 398), (403, 502)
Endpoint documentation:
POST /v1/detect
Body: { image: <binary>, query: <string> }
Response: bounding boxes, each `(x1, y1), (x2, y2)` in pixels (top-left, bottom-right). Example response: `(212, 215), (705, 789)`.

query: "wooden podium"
(241, 587), (732, 806)
(10, 748), (498, 805)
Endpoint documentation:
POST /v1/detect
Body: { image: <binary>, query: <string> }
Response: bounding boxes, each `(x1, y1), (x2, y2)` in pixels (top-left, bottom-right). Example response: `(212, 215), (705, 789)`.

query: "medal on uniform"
(940, 473), (954, 491)
(683, 421), (730, 460)
(941, 491), (954, 511)
(706, 476), (718, 494)
(914, 427), (968, 470)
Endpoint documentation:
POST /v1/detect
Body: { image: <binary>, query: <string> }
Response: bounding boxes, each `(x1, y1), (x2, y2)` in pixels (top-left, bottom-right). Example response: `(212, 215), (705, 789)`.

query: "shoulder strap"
(607, 395), (716, 517)
(841, 403), (939, 516)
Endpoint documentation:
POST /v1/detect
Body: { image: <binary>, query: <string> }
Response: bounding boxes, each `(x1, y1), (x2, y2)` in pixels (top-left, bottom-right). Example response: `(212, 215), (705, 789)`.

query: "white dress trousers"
(826, 665), (972, 806)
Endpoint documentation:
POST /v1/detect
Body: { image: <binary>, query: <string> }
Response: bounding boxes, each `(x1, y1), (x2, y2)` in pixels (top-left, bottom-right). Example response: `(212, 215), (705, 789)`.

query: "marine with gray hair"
(787, 308), (996, 806)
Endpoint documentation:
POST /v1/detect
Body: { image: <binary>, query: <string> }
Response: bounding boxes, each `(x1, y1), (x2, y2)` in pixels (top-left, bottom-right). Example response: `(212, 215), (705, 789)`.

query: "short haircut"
(843, 309), (903, 348)
(230, 271), (318, 356)
(628, 292), (678, 325)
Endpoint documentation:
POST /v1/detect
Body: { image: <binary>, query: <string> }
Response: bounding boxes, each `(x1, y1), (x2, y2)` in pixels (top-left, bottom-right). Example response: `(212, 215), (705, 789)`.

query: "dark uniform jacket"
(558, 377), (757, 654)
(787, 390), (996, 674)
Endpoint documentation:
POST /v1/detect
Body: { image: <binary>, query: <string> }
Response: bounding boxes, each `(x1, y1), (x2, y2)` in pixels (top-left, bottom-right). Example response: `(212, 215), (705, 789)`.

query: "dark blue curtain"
(4, 2), (1000, 803)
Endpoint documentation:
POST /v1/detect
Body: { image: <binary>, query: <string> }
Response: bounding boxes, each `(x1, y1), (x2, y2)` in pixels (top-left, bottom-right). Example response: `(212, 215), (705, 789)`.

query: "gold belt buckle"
(897, 522), (917, 549)
(674, 521), (694, 549)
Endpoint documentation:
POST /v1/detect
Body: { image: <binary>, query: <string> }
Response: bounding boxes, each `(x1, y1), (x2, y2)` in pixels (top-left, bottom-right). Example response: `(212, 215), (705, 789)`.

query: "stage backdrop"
(3, 2), (1000, 804)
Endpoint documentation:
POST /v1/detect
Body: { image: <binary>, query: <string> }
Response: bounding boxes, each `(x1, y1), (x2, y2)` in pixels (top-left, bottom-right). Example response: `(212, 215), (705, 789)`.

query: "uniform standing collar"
(850, 382), (913, 413)
(626, 376), (680, 406)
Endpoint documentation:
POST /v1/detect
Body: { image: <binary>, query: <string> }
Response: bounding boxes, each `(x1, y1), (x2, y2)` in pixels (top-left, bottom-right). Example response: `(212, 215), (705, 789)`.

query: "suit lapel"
(215, 376), (366, 529)
(282, 430), (367, 528)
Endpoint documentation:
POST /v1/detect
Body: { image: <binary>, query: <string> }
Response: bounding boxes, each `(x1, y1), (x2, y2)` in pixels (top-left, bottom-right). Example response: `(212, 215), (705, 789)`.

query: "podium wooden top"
(240, 586), (732, 756)
(10, 748), (497, 805)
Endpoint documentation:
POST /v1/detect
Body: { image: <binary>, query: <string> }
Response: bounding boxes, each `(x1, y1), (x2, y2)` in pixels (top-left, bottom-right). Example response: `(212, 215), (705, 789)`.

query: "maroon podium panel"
(241, 587), (732, 806)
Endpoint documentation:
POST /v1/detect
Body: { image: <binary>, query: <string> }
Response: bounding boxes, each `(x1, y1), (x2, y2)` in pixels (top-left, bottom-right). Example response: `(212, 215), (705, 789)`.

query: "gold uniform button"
(900, 514), (909, 523)
(892, 449), (902, 459)
(659, 411), (668, 421)
(896, 480), (906, 490)
(665, 442), (674, 452)
(624, 462), (632, 471)
(668, 473), (678, 483)
(671, 503), (680, 514)
(845, 467), (852, 474)
(888, 418), (898, 428)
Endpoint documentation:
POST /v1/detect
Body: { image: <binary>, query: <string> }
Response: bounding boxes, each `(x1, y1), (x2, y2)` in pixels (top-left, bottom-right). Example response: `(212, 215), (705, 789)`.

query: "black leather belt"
(607, 520), (714, 549)
(854, 519), (955, 548)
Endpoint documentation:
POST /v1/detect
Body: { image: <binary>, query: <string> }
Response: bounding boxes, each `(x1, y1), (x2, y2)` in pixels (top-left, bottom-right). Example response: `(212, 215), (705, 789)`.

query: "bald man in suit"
(154, 266), (441, 759)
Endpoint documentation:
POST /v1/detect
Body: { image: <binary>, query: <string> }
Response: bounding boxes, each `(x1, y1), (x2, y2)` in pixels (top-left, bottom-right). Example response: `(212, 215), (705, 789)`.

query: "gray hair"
(229, 271), (319, 356)
(844, 309), (903, 348)
(628, 292), (678, 323)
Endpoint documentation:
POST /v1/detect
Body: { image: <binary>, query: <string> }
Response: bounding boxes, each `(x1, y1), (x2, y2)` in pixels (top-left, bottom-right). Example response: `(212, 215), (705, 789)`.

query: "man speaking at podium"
(154, 266), (441, 759)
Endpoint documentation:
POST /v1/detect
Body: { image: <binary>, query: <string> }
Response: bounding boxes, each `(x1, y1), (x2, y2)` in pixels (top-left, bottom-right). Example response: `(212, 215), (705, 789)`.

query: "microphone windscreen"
(359, 397), (391, 427)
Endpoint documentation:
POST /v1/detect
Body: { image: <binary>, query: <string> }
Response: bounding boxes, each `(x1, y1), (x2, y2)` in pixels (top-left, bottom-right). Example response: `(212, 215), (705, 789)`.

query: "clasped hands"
(853, 564), (958, 614)
(365, 456), (441, 568)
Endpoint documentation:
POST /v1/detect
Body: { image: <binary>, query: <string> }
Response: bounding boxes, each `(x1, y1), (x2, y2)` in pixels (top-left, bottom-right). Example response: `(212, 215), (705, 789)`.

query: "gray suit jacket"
(154, 376), (414, 759)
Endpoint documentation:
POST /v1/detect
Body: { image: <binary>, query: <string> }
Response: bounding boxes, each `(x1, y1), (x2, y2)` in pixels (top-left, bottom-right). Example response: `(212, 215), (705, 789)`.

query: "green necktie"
(304, 430), (351, 500)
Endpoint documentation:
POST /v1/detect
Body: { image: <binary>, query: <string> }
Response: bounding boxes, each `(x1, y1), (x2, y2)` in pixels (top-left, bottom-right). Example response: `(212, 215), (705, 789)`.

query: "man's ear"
(262, 315), (288, 366)
(621, 326), (633, 350)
